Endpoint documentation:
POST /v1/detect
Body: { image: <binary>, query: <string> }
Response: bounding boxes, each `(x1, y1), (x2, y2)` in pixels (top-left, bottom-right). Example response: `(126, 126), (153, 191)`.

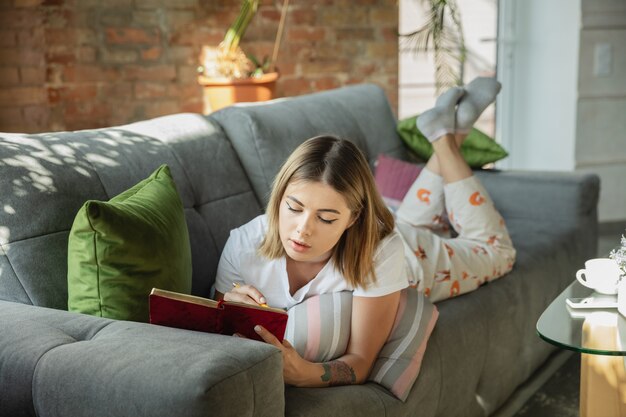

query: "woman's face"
(278, 180), (355, 264)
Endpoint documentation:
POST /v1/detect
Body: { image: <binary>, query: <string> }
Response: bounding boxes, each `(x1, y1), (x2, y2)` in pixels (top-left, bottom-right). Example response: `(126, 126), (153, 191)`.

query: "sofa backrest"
(211, 83), (408, 207)
(0, 114), (262, 309)
(0, 83), (405, 311)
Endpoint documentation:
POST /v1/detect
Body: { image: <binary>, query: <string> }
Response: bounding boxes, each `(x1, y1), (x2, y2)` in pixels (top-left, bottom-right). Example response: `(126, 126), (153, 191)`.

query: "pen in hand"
(232, 282), (269, 307)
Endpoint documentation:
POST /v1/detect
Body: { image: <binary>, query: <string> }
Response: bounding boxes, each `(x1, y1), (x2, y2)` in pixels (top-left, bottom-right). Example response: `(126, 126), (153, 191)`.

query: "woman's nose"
(297, 215), (313, 237)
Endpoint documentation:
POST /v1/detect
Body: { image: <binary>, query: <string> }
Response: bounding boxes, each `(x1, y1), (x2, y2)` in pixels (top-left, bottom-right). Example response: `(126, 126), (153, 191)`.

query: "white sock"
(456, 77), (501, 133)
(416, 87), (465, 142)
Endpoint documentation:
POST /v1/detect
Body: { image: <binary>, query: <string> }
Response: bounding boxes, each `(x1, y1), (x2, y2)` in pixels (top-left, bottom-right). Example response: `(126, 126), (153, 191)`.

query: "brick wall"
(0, 0), (398, 133)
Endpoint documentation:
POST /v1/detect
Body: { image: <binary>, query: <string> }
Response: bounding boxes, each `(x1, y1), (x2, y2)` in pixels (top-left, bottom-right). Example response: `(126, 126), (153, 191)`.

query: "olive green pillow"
(67, 164), (192, 322)
(397, 115), (508, 168)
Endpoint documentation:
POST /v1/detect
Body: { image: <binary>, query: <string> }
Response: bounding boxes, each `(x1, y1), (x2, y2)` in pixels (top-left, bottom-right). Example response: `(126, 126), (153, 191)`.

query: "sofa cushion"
(0, 300), (284, 417)
(67, 165), (192, 322)
(0, 312), (80, 417)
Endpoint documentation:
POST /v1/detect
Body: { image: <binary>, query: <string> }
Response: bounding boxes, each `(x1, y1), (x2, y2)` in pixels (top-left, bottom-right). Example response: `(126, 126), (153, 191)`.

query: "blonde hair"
(259, 135), (394, 289)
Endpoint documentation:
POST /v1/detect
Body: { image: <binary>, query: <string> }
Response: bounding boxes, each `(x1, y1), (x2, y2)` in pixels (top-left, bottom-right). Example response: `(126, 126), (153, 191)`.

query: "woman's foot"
(456, 77), (501, 134)
(416, 87), (465, 143)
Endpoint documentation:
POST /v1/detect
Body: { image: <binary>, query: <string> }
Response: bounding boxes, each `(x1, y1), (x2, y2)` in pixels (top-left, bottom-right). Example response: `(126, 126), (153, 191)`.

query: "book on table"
(149, 288), (288, 342)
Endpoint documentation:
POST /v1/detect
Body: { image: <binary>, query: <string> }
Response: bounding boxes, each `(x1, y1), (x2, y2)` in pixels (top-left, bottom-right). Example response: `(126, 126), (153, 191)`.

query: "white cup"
(576, 258), (621, 295)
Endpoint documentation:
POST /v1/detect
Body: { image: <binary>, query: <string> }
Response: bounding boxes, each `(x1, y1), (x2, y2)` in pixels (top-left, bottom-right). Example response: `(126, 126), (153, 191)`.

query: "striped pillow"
(284, 288), (438, 401)
(369, 286), (439, 401)
(284, 291), (352, 363)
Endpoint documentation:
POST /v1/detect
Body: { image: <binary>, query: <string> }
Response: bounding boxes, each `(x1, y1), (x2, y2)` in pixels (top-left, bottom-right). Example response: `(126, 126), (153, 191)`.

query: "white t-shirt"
(215, 215), (409, 310)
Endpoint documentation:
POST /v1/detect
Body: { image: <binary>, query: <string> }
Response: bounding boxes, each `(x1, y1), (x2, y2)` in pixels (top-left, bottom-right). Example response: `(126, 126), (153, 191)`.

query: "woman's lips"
(290, 239), (311, 252)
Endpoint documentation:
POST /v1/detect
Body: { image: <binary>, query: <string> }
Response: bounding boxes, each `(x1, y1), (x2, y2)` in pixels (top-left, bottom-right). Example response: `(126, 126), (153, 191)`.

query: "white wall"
(400, 0), (626, 221)
(496, 0), (626, 222)
(576, 0), (626, 222)
(496, 0), (581, 171)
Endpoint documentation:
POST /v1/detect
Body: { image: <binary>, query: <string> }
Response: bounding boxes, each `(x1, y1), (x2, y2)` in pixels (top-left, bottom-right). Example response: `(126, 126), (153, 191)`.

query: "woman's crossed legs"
(395, 79), (516, 302)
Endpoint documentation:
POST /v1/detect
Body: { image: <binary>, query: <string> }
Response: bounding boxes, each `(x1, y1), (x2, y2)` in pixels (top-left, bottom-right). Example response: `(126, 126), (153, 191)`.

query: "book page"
(224, 300), (287, 314)
(150, 288), (218, 308)
(150, 288), (286, 314)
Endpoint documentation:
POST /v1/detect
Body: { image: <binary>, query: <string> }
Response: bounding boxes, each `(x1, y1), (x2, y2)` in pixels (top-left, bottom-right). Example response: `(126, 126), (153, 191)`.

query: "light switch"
(593, 42), (612, 77)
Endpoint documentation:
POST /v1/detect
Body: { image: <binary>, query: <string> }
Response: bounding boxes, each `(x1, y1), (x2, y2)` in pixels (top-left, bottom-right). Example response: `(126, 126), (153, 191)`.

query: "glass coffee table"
(537, 279), (626, 417)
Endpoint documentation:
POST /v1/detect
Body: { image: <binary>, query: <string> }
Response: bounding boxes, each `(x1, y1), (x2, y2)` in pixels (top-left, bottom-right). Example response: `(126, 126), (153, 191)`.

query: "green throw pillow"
(67, 164), (192, 322)
(397, 115), (508, 168)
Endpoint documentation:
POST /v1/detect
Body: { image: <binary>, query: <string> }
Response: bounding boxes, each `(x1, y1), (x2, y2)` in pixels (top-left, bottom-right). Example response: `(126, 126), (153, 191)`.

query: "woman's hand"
(220, 284), (267, 307)
(254, 325), (314, 386)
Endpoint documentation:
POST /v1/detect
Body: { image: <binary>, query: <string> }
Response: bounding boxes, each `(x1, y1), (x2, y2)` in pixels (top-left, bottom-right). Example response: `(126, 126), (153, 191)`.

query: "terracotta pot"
(198, 72), (279, 113)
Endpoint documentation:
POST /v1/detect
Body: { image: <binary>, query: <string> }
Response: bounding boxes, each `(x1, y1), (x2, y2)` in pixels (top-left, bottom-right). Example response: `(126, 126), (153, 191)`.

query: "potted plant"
(198, 0), (289, 112)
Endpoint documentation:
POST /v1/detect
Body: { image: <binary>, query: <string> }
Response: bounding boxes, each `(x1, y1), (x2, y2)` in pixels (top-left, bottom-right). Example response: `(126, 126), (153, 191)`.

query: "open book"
(149, 288), (288, 342)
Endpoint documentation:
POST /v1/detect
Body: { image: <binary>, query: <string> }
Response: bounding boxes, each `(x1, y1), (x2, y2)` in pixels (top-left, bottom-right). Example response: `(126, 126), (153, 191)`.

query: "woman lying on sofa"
(213, 77), (516, 388)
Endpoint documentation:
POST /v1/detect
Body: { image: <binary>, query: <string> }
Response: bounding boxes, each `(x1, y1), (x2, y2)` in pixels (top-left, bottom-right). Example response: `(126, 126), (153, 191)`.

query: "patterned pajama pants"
(395, 168), (516, 303)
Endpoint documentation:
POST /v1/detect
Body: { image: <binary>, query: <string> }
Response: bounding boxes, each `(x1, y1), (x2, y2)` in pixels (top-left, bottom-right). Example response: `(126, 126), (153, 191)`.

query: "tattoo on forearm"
(320, 360), (357, 386)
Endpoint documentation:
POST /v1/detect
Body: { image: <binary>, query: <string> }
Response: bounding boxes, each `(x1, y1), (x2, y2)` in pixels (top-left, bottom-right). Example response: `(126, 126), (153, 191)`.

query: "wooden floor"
(513, 352), (580, 417)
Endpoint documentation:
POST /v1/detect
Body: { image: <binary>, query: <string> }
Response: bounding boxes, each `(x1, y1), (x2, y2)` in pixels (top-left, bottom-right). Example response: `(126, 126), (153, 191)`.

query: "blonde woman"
(214, 77), (515, 387)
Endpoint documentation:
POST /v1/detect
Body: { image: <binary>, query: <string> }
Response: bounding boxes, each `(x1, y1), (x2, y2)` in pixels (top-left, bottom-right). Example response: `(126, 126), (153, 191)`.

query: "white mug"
(576, 258), (621, 295)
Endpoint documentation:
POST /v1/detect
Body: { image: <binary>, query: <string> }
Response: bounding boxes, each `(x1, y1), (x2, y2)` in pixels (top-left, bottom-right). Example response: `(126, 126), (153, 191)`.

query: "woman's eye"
(318, 216), (336, 224)
(286, 202), (301, 212)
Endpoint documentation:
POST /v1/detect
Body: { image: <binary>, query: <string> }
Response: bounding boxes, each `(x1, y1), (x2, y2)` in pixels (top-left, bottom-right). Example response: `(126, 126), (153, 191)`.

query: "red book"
(149, 288), (288, 342)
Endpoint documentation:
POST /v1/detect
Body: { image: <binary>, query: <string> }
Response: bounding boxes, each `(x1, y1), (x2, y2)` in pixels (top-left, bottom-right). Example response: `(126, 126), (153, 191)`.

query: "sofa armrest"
(0, 300), (284, 417)
(475, 169), (600, 262)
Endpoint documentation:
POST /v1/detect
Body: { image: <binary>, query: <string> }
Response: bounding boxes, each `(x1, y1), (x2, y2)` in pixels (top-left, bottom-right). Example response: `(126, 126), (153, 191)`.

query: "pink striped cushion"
(284, 288), (438, 401)
(284, 292), (352, 363)
(368, 286), (438, 401)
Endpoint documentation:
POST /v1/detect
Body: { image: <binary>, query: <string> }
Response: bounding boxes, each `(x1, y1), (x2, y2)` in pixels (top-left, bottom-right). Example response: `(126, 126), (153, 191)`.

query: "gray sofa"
(0, 84), (599, 417)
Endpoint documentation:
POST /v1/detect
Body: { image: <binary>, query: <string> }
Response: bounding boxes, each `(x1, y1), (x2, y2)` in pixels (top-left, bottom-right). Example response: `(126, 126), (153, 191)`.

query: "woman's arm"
(255, 290), (401, 387)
